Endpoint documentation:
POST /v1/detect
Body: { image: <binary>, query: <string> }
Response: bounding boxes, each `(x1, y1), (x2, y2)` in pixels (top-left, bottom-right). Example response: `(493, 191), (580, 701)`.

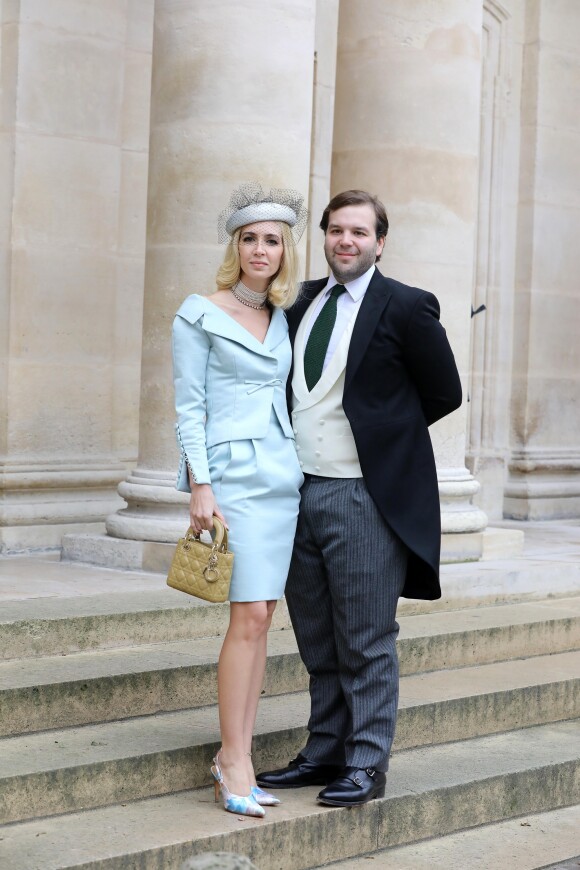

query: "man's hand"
(189, 483), (227, 534)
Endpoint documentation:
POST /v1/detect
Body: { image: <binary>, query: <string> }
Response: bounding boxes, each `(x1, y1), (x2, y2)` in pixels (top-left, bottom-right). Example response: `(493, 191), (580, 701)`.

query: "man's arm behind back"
(402, 290), (462, 426)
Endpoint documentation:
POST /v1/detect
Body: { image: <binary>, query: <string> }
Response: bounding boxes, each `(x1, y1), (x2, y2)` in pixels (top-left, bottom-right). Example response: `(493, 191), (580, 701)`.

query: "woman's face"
(238, 221), (284, 288)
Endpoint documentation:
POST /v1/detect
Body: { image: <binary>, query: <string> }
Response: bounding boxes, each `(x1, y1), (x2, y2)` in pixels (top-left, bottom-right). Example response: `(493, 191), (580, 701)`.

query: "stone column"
(0, 1), (154, 552)
(105, 0), (317, 547)
(465, 1), (522, 522)
(332, 0), (488, 560)
(306, 0), (340, 279)
(504, 0), (580, 519)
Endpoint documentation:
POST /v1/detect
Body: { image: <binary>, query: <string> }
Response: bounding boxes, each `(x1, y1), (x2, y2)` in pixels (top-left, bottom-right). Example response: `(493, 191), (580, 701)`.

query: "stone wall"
(1, 0), (580, 555)
(0, 0), (154, 551)
(466, 0), (524, 521)
(505, 0), (580, 519)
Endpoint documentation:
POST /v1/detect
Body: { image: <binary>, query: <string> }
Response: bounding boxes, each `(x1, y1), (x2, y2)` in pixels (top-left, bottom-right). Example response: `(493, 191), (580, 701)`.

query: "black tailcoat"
(286, 268), (462, 600)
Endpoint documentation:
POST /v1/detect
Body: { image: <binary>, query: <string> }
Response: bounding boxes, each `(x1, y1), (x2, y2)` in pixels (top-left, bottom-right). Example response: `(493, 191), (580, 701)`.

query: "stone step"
(398, 596), (580, 672)
(321, 804), (580, 869)
(0, 720), (578, 869)
(2, 598), (580, 737)
(0, 590), (293, 661)
(1, 651), (578, 824)
(2, 592), (579, 662)
(0, 631), (303, 738)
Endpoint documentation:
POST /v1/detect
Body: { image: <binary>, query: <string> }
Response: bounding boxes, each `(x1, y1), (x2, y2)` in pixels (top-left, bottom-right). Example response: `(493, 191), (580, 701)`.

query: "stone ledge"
(440, 526), (524, 563)
(324, 806), (580, 870)
(481, 526), (525, 560)
(65, 526), (524, 575)
(61, 532), (175, 572)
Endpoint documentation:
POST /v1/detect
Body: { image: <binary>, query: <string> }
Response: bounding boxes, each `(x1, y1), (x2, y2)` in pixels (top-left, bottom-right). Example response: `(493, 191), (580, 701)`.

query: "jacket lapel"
(291, 289), (327, 406)
(344, 269), (392, 392)
(266, 306), (288, 353)
(287, 280), (328, 346)
(293, 301), (358, 409)
(201, 302), (278, 359)
(286, 279), (328, 407)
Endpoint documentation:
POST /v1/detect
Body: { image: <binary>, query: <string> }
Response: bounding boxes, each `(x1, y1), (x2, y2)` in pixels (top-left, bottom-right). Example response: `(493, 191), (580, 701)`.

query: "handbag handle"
(185, 516), (229, 553)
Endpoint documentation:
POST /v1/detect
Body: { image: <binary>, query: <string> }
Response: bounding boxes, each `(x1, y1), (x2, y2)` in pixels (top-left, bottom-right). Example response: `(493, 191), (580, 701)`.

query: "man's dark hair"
(319, 189), (389, 241)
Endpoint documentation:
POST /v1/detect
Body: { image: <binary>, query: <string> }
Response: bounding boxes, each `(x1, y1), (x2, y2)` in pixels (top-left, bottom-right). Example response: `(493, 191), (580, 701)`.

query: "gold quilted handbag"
(167, 517), (234, 603)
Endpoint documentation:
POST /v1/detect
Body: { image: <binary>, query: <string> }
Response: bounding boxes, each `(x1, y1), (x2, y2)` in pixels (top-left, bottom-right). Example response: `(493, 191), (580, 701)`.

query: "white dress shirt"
(304, 264), (376, 372)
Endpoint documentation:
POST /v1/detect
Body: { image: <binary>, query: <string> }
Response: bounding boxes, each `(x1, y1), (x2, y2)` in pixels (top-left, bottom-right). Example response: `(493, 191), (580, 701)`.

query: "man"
(257, 190), (462, 806)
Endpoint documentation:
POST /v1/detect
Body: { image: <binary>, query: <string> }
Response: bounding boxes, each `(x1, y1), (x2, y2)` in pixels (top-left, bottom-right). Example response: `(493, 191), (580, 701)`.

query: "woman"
(172, 184), (306, 817)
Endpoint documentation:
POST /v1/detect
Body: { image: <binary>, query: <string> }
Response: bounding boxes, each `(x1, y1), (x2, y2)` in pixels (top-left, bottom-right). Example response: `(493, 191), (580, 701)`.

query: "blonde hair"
(215, 222), (300, 309)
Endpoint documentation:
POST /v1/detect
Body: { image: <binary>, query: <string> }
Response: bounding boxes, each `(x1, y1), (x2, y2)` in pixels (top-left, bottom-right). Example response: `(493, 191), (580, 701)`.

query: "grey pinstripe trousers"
(285, 476), (408, 773)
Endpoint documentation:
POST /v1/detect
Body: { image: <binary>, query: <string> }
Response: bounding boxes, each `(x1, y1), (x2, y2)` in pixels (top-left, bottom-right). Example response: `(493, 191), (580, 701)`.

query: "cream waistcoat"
(291, 292), (363, 477)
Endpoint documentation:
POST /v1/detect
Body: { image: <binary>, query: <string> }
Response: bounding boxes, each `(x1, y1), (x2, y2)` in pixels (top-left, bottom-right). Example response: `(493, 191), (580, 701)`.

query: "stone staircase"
(0, 582), (579, 869)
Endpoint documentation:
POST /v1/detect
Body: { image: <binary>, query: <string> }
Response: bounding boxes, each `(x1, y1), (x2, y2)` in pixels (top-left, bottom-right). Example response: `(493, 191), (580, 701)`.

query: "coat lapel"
(293, 300), (358, 409)
(291, 288), (327, 406)
(286, 279), (328, 407)
(287, 280), (328, 346)
(201, 300), (280, 360)
(344, 269), (392, 392)
(266, 305), (288, 353)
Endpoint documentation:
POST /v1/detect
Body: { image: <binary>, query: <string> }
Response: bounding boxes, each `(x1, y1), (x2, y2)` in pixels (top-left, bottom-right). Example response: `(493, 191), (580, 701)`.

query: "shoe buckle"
(353, 775), (363, 786)
(365, 768), (376, 778)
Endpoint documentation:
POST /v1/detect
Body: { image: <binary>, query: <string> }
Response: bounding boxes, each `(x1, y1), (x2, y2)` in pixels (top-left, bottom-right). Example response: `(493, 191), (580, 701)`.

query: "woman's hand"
(189, 483), (227, 534)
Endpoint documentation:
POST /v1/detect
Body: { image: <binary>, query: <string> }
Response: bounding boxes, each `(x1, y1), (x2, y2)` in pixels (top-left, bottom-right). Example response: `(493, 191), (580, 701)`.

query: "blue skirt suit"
(172, 294), (303, 602)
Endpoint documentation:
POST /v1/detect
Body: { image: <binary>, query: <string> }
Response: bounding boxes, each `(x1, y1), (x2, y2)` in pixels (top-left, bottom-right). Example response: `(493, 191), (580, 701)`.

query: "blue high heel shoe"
(211, 753), (265, 818)
(251, 785), (281, 806)
(245, 752), (281, 806)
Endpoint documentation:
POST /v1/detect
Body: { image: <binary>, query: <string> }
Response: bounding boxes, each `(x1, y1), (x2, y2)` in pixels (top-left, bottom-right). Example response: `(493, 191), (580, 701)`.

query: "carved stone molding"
(504, 450), (580, 519)
(0, 462), (126, 551)
(105, 468), (188, 543)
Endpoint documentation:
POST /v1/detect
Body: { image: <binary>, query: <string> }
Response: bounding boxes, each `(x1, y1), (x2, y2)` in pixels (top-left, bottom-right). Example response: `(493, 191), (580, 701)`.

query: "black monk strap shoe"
(317, 767), (386, 806)
(256, 754), (342, 789)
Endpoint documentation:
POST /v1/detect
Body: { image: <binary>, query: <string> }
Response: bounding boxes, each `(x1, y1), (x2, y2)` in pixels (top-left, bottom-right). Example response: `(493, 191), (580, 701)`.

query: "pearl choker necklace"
(231, 280), (269, 310)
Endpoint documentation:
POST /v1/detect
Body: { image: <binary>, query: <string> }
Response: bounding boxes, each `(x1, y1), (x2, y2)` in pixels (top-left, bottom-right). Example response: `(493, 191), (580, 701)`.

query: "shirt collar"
(324, 264), (376, 302)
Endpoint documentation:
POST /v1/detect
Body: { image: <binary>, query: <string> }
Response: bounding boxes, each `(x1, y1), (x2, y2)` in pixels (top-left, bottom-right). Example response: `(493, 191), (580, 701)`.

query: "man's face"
(323, 204), (385, 284)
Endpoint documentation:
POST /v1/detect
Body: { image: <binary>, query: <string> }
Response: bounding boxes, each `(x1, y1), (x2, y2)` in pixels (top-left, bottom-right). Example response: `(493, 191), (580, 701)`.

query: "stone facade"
(0, 0), (154, 550)
(1, 0), (579, 557)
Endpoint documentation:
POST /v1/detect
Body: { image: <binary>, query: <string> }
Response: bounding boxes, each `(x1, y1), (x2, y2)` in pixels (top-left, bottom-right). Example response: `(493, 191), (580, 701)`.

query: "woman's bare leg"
(217, 600), (272, 796)
(242, 600), (277, 783)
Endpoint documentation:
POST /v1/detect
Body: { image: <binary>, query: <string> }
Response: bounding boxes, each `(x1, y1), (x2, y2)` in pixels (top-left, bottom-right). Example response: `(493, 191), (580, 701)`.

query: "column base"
(63, 467), (194, 570)
(71, 466), (501, 567)
(504, 450), (580, 520)
(438, 467), (488, 561)
(0, 462), (126, 553)
(63, 525), (525, 572)
(465, 450), (510, 522)
(105, 468), (189, 542)
(440, 532), (482, 563)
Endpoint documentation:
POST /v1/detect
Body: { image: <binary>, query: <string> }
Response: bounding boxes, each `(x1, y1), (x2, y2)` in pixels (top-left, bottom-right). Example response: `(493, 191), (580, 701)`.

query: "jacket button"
(315, 451), (321, 457)
(319, 420), (325, 425)
(299, 461), (304, 468)
(315, 466), (320, 472)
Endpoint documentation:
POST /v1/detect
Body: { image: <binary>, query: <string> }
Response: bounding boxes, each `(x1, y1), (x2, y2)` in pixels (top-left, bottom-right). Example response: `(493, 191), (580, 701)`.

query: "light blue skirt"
(207, 412), (303, 602)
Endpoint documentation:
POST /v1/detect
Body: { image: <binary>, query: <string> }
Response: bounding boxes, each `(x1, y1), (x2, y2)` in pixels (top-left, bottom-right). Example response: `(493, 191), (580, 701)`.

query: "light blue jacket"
(172, 294), (294, 492)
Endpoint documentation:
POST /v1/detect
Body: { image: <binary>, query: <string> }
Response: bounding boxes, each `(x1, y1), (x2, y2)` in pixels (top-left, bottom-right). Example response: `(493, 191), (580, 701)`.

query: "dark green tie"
(304, 284), (347, 391)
